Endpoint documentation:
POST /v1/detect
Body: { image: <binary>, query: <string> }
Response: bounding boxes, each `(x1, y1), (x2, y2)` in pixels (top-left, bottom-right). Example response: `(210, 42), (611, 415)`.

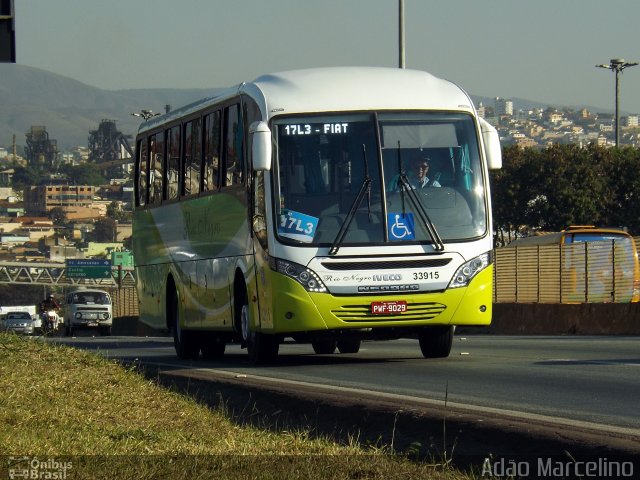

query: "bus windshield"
(273, 112), (487, 246)
(70, 291), (111, 305)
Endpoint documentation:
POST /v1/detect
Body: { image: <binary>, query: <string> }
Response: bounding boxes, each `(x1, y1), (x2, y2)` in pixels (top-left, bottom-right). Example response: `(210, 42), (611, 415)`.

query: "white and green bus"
(133, 67), (502, 363)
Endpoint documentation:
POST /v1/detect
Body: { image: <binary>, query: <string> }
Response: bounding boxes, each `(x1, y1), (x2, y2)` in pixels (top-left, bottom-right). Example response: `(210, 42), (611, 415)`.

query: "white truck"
(64, 289), (113, 336)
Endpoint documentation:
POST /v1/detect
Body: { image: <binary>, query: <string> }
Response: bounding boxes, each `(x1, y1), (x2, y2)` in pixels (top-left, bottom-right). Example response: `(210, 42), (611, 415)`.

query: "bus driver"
(412, 157), (441, 188)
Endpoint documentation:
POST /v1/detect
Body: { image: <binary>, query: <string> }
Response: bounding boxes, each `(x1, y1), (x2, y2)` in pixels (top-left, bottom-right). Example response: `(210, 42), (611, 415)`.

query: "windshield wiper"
(329, 144), (372, 256)
(394, 142), (445, 251)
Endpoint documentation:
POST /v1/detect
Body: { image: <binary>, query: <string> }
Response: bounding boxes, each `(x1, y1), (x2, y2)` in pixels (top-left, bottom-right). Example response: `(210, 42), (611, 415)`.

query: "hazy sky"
(14, 0), (640, 113)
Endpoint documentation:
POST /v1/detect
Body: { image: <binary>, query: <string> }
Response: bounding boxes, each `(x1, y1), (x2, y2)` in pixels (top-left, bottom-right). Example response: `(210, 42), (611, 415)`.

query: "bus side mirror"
(479, 117), (502, 170)
(250, 121), (272, 171)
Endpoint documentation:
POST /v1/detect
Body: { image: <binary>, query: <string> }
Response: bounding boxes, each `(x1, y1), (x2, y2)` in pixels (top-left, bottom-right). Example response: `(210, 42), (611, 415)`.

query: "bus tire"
(239, 299), (279, 364)
(201, 334), (226, 359)
(312, 339), (337, 354)
(419, 326), (453, 358)
(169, 286), (199, 360)
(337, 339), (361, 354)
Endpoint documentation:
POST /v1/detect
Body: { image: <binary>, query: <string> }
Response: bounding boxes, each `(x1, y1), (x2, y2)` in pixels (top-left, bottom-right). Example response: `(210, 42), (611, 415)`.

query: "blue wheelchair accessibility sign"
(387, 213), (415, 241)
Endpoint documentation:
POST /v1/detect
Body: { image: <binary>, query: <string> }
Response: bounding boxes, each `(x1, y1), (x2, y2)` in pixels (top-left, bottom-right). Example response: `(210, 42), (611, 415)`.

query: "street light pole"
(398, 0), (405, 68)
(596, 58), (639, 147)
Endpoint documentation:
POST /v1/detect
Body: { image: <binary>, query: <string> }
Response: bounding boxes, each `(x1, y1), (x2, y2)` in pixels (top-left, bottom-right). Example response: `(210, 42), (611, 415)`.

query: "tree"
(60, 163), (106, 186)
(0, 285), (47, 306)
(492, 144), (614, 243)
(491, 145), (531, 244)
(48, 207), (67, 225)
(106, 201), (129, 222)
(122, 236), (133, 251)
(601, 146), (640, 234)
(11, 165), (42, 194)
(93, 217), (118, 242)
(533, 144), (608, 230)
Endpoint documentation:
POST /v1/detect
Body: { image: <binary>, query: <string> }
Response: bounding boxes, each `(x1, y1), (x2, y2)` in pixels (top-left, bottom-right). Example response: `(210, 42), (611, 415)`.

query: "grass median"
(0, 332), (472, 479)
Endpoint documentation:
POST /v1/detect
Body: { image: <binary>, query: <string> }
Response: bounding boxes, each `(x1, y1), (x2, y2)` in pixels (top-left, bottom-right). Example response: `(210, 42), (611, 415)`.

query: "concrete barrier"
(114, 303), (640, 337)
(113, 316), (166, 337)
(490, 303), (640, 335)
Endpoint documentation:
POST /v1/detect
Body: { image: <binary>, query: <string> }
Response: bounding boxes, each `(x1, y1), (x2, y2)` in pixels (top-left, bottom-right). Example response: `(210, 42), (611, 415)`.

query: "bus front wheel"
(240, 303), (279, 364)
(312, 339), (337, 354)
(337, 339), (361, 354)
(418, 326), (453, 358)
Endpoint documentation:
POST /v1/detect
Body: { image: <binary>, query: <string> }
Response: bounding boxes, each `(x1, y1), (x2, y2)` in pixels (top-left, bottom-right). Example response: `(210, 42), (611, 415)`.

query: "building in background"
(495, 97), (514, 116)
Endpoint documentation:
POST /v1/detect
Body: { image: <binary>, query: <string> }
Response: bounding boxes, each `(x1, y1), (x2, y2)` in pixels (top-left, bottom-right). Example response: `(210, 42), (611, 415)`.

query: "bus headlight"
(448, 252), (491, 288)
(269, 257), (327, 293)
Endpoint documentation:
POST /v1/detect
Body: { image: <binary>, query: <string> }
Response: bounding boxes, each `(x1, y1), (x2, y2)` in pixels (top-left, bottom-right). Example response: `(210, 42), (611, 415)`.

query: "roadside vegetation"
(0, 333), (473, 479)
(492, 144), (640, 244)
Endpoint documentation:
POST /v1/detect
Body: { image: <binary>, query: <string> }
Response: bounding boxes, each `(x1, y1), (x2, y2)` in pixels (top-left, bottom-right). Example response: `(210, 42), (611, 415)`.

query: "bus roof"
(245, 67), (475, 117)
(138, 67), (475, 135)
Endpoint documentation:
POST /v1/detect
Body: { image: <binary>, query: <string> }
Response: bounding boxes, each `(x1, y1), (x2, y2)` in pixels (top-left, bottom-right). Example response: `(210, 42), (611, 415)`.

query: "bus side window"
(136, 138), (148, 206)
(203, 111), (221, 192)
(224, 103), (244, 187)
(149, 133), (164, 203)
(183, 119), (201, 197)
(166, 125), (180, 200)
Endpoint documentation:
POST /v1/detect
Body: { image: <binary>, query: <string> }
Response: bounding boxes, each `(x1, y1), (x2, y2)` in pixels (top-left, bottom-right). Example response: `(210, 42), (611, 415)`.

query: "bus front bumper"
(266, 266), (493, 334)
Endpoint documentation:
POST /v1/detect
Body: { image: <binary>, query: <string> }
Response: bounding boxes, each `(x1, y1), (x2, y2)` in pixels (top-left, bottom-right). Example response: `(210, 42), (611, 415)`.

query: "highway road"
(54, 334), (640, 433)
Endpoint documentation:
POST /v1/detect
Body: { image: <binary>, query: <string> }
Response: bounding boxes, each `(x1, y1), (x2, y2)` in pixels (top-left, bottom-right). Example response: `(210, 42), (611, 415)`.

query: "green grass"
(0, 333), (473, 479)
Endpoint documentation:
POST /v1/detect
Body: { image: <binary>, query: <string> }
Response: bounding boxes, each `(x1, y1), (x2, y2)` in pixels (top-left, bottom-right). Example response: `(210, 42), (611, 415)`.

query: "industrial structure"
(88, 119), (134, 177)
(25, 126), (58, 169)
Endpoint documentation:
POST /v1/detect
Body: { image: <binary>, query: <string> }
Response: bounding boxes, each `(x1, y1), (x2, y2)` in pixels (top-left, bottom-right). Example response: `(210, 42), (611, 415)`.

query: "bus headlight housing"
(269, 257), (327, 293)
(448, 252), (491, 288)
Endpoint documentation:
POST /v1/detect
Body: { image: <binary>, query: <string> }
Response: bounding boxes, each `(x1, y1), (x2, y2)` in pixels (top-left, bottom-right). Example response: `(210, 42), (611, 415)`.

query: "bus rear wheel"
(418, 326), (453, 358)
(170, 288), (199, 360)
(201, 334), (226, 359)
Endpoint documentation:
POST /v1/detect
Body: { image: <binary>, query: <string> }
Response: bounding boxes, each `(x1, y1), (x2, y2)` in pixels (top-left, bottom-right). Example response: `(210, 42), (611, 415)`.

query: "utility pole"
(398, 0), (405, 68)
(596, 58), (639, 147)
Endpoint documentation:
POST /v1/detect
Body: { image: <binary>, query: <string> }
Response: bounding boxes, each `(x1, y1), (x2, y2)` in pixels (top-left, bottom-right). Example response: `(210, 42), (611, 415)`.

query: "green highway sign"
(65, 259), (112, 279)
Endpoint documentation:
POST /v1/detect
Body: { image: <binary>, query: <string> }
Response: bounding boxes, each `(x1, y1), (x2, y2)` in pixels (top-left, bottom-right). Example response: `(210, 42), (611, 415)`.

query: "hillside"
(0, 64), (604, 152)
(0, 64), (217, 150)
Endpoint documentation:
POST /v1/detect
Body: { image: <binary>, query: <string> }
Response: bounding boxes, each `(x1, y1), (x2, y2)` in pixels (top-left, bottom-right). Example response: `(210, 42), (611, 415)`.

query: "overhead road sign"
(65, 259), (112, 279)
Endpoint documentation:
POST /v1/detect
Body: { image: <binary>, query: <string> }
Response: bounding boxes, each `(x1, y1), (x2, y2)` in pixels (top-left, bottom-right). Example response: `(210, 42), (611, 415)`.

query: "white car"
(3, 312), (35, 335)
